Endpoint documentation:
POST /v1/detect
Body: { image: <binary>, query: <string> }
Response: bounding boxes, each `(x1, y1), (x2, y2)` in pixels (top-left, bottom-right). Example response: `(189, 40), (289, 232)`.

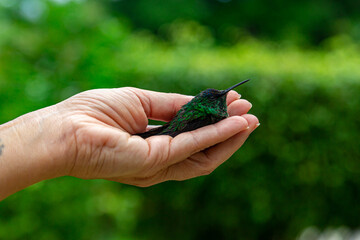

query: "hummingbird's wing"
(136, 110), (225, 138)
(164, 115), (220, 137)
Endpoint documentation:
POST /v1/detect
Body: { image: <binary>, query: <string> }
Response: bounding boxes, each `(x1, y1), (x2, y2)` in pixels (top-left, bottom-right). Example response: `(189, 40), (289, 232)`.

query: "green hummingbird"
(136, 79), (250, 138)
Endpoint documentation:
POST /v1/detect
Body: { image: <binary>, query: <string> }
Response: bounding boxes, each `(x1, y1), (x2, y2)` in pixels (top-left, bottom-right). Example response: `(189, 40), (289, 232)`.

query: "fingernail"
(246, 126), (250, 129)
(256, 123), (260, 127)
(238, 93), (242, 99)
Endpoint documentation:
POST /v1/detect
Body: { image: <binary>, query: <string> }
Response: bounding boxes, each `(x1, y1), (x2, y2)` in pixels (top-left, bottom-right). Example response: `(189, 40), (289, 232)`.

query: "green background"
(1, 0), (360, 239)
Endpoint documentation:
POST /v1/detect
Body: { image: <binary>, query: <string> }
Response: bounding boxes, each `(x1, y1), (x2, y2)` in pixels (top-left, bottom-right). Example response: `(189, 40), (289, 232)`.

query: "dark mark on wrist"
(0, 139), (4, 157)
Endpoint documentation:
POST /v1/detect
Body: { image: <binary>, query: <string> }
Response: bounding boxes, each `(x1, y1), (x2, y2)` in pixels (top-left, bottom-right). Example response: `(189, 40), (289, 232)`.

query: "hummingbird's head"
(197, 79), (250, 103)
(189, 79), (250, 114)
(198, 89), (226, 100)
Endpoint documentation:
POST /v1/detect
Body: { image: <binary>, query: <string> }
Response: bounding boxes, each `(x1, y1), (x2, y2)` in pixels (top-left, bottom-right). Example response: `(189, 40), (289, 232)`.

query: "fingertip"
(228, 99), (253, 116)
(240, 114), (259, 130)
(226, 115), (249, 131)
(226, 90), (241, 105)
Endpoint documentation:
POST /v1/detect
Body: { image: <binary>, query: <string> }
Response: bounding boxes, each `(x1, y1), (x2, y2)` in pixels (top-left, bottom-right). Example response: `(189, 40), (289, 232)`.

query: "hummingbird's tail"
(135, 124), (169, 138)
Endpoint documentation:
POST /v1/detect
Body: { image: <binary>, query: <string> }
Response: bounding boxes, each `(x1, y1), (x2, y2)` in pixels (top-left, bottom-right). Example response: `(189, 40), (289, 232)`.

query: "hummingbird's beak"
(221, 79), (250, 96)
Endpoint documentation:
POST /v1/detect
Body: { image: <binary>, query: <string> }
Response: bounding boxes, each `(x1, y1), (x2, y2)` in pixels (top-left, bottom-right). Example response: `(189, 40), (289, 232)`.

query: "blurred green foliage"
(109, 0), (360, 45)
(1, 0), (360, 239)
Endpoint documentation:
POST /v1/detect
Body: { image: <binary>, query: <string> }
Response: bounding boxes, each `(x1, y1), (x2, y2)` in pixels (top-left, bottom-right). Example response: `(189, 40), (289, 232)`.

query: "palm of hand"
(58, 87), (258, 186)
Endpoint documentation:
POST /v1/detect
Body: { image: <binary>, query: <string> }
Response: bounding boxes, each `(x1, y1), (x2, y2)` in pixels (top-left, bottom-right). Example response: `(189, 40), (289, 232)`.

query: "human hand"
(57, 87), (259, 185)
(0, 87), (258, 199)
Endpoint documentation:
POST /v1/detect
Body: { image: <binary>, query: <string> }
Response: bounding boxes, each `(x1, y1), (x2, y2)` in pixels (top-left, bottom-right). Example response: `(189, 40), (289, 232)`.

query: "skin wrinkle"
(165, 155), (197, 181)
(92, 146), (102, 178)
(139, 169), (167, 186)
(88, 98), (121, 128)
(145, 138), (153, 165)
(160, 166), (171, 182)
(68, 124), (79, 176)
(142, 91), (153, 118)
(150, 155), (174, 182)
(118, 96), (141, 134)
(201, 146), (214, 164)
(129, 89), (153, 133)
(188, 131), (204, 155)
(69, 97), (119, 127)
(96, 148), (107, 178)
(156, 138), (172, 171)
(129, 89), (151, 118)
(170, 160), (195, 181)
(119, 131), (132, 151)
(167, 134), (177, 165)
(130, 167), (168, 187)
(86, 138), (98, 178)
(119, 136), (148, 176)
(122, 90), (148, 131)
(52, 107), (77, 174)
(188, 153), (212, 175)
(98, 95), (126, 128)
(162, 138), (172, 169)
(190, 155), (214, 178)
(75, 94), (129, 130)
(146, 169), (168, 185)
(106, 93), (129, 121)
(93, 129), (111, 178)
(135, 143), (174, 181)
(70, 126), (94, 177)
(143, 138), (163, 174)
(110, 131), (131, 152)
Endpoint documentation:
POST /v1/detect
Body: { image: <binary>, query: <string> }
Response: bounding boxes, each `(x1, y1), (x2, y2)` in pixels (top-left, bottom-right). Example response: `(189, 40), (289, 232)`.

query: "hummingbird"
(136, 79), (250, 138)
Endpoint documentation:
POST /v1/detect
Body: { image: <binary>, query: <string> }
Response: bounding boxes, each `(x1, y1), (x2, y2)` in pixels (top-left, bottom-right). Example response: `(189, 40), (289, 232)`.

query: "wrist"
(0, 107), (68, 200)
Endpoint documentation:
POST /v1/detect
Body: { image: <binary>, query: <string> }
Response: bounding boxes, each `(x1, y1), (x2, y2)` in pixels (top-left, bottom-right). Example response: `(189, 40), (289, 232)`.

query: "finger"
(227, 99), (252, 116)
(107, 116), (258, 185)
(128, 88), (193, 122)
(167, 116), (249, 166)
(226, 90), (241, 105)
(165, 114), (259, 181)
(200, 114), (259, 166)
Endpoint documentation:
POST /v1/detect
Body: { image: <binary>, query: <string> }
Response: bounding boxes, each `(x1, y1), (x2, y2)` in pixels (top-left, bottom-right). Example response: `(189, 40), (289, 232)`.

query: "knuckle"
(190, 132), (203, 152)
(136, 181), (154, 188)
(200, 167), (215, 176)
(121, 86), (137, 92)
(199, 161), (218, 176)
(135, 183), (148, 188)
(145, 139), (171, 169)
